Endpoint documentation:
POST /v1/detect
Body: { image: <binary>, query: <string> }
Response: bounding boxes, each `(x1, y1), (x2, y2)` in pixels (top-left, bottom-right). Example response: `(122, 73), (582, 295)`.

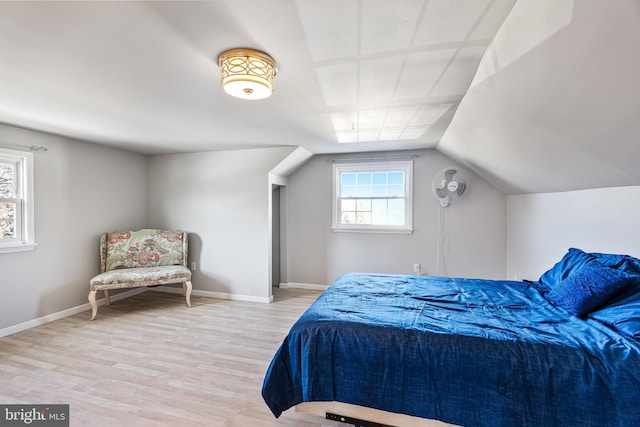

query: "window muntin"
(0, 148), (35, 252)
(333, 160), (413, 233)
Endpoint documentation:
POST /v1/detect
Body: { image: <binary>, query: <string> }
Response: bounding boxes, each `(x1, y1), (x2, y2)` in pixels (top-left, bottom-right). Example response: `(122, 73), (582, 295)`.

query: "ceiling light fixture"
(217, 48), (277, 100)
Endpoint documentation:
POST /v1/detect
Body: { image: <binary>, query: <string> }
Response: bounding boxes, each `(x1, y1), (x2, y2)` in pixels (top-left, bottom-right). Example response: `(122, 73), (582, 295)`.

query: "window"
(333, 160), (413, 233)
(0, 148), (35, 253)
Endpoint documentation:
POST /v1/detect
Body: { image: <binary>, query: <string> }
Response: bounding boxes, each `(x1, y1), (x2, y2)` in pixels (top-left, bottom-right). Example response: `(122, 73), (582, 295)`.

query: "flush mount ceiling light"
(217, 48), (277, 100)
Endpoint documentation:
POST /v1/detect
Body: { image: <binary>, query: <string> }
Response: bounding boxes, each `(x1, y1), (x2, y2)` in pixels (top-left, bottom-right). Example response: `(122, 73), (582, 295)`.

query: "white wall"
(0, 124), (147, 330)
(285, 149), (507, 286)
(507, 185), (640, 282)
(147, 147), (296, 301)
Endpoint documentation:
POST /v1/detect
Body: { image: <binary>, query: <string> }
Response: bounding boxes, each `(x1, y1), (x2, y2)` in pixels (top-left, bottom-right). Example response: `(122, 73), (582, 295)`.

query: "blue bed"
(262, 249), (640, 426)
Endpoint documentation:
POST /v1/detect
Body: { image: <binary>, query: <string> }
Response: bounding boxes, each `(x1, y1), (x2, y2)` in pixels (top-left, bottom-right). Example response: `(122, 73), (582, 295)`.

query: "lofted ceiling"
(1, 0), (639, 194)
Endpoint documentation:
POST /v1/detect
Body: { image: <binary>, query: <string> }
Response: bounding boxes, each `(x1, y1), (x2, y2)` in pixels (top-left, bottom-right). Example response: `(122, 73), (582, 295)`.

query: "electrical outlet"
(190, 262), (197, 271)
(413, 263), (421, 274)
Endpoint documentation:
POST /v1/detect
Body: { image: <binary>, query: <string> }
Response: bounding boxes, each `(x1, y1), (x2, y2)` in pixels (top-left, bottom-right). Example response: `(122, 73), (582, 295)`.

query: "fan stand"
(435, 204), (449, 276)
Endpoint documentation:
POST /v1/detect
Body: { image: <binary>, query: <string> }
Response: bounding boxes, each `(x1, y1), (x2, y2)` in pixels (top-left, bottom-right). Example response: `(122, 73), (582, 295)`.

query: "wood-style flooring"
(0, 288), (343, 426)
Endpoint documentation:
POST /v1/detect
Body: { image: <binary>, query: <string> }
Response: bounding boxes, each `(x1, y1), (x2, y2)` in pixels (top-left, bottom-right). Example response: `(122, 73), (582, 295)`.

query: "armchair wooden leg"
(88, 290), (98, 320)
(185, 280), (192, 307)
(104, 290), (110, 306)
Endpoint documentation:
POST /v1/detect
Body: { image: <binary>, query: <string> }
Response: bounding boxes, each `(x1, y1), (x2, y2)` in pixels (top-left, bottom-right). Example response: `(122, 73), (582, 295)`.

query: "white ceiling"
(0, 0), (513, 154)
(1, 0), (639, 195)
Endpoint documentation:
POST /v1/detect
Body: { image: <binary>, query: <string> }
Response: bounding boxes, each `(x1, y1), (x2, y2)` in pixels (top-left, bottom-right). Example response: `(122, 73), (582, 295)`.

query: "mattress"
(262, 272), (640, 426)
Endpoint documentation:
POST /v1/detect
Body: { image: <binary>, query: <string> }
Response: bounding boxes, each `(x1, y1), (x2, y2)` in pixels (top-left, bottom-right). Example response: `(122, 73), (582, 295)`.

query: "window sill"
(332, 227), (414, 235)
(0, 243), (38, 253)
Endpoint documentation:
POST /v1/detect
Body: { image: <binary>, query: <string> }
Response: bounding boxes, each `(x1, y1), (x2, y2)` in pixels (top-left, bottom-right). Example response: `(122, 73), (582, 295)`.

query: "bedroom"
(1, 0), (639, 426)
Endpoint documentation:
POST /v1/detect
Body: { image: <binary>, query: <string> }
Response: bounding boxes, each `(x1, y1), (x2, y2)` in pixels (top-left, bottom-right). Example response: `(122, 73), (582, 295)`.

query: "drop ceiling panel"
(430, 46), (487, 97)
(358, 56), (405, 104)
(415, 0), (492, 46)
(316, 63), (358, 106)
(360, 0), (424, 54)
(393, 49), (458, 101)
(295, 0), (358, 61)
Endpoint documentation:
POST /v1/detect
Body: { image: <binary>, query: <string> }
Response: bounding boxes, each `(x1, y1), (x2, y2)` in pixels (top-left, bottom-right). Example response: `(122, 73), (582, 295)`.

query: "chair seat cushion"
(90, 265), (191, 291)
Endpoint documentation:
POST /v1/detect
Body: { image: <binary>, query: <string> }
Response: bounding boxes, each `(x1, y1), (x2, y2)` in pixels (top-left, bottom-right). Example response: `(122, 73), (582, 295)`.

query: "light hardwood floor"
(0, 288), (342, 427)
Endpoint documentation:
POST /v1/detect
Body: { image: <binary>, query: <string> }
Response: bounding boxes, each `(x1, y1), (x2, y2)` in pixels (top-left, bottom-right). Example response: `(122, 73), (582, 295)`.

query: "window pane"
(357, 212), (371, 224)
(372, 199), (387, 211)
(372, 172), (387, 185)
(342, 185), (357, 197)
(0, 163), (14, 198)
(372, 211), (387, 225)
(388, 184), (404, 196)
(388, 172), (404, 185)
(389, 199), (404, 210)
(341, 173), (356, 185)
(356, 199), (371, 211)
(357, 173), (372, 185)
(357, 185), (372, 197)
(341, 199), (356, 211)
(372, 185), (387, 196)
(389, 211), (404, 225)
(341, 212), (356, 224)
(0, 202), (16, 239)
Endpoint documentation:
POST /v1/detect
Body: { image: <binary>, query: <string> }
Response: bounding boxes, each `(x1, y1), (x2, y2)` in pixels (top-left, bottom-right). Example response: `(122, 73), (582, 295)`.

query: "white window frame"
(0, 148), (36, 253)
(332, 159), (414, 234)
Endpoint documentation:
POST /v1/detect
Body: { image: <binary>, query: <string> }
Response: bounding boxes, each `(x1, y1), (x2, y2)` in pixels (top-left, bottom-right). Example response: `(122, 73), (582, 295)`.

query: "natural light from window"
(333, 160), (413, 233)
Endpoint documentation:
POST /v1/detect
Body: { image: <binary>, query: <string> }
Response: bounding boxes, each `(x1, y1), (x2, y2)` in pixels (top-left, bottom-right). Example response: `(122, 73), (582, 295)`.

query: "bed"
(262, 249), (640, 426)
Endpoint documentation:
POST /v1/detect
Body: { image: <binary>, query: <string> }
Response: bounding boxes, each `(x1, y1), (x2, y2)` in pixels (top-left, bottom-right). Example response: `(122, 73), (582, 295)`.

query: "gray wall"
(0, 124), (147, 330)
(284, 149), (507, 286)
(147, 147), (296, 301)
(507, 185), (640, 282)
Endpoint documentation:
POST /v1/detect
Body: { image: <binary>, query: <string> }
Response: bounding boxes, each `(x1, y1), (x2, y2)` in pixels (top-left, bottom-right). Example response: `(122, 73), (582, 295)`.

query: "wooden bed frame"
(295, 401), (458, 427)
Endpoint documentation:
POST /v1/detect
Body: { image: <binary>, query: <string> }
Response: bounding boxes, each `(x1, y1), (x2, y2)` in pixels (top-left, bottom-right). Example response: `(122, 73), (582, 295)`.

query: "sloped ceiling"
(0, 1), (638, 195)
(439, 0), (640, 194)
(0, 0), (512, 153)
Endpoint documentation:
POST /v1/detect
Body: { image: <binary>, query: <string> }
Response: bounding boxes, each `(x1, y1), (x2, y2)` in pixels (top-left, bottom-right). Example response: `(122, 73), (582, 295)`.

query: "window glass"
(333, 160), (413, 233)
(0, 148), (35, 252)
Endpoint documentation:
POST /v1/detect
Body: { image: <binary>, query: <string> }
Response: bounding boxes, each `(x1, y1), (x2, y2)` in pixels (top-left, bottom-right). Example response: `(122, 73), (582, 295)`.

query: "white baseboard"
(0, 285), (279, 338)
(279, 282), (328, 291)
(0, 288), (147, 338)
(152, 285), (273, 304)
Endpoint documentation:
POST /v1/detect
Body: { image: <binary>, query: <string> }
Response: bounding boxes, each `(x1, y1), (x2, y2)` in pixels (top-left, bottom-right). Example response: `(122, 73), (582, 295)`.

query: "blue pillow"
(591, 252), (640, 275)
(545, 262), (635, 317)
(537, 248), (597, 291)
(588, 283), (640, 340)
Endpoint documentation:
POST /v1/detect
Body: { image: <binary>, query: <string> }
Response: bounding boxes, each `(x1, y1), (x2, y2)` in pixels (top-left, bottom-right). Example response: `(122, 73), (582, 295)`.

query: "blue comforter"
(262, 273), (640, 426)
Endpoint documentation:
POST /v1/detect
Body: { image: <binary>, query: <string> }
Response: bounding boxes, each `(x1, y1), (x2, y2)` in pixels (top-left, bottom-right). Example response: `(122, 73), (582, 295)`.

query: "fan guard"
(432, 167), (468, 207)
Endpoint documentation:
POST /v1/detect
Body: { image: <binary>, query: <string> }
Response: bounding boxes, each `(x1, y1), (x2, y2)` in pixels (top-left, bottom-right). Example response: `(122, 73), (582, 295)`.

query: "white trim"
(332, 159), (414, 233)
(279, 282), (329, 291)
(0, 148), (36, 252)
(0, 242), (37, 253)
(152, 285), (273, 303)
(0, 288), (146, 338)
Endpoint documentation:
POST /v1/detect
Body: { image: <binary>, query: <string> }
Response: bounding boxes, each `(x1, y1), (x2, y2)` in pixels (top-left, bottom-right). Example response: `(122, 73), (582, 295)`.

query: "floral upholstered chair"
(88, 229), (192, 320)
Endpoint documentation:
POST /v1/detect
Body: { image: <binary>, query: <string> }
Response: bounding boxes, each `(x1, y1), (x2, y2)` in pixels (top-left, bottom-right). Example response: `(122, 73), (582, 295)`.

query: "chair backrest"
(100, 229), (188, 272)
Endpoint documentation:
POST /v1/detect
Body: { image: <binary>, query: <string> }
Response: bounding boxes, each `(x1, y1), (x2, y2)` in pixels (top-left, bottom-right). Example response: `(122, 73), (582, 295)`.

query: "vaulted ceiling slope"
(1, 1), (637, 196)
(0, 0), (513, 154)
(439, 0), (640, 194)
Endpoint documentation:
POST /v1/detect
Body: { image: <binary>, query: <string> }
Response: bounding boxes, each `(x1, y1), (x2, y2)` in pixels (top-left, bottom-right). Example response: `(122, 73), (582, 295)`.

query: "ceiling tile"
(316, 63), (358, 106)
(393, 49), (458, 101)
(415, 0), (492, 46)
(358, 55), (405, 104)
(360, 0), (424, 54)
(295, 0), (358, 61)
(430, 46), (486, 97)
